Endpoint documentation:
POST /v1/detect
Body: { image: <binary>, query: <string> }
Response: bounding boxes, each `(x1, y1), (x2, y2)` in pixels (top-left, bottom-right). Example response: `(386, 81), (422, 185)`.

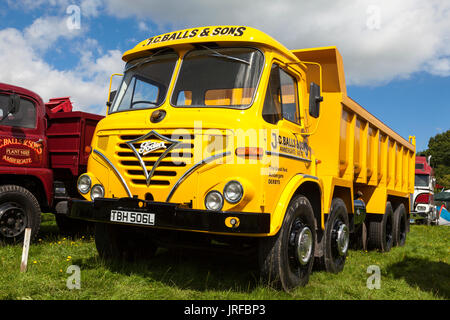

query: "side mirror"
(106, 90), (117, 107)
(8, 94), (20, 115)
(309, 82), (323, 118)
(1, 94), (20, 122)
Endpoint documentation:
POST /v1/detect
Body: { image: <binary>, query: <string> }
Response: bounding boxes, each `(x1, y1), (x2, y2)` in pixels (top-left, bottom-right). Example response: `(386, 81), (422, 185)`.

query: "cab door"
(263, 63), (312, 194)
(0, 93), (46, 169)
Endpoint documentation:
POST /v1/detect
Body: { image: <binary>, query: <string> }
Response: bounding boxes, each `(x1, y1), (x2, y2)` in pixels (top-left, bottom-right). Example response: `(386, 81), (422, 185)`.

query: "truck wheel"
(258, 195), (316, 291)
(351, 220), (368, 252)
(95, 223), (157, 261)
(0, 185), (41, 243)
(320, 198), (349, 273)
(393, 204), (407, 247)
(368, 202), (393, 252)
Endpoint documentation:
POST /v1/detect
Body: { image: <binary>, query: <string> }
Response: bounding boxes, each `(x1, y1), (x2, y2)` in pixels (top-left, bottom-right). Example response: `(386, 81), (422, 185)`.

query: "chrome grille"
(115, 132), (195, 187)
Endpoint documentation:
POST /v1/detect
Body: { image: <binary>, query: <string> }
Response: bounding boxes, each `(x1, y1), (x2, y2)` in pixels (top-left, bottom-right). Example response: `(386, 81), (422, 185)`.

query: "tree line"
(417, 129), (450, 189)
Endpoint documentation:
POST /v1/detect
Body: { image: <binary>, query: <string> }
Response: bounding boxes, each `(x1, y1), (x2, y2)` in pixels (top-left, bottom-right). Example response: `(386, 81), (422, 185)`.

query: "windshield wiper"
(125, 48), (172, 72)
(199, 45), (250, 65)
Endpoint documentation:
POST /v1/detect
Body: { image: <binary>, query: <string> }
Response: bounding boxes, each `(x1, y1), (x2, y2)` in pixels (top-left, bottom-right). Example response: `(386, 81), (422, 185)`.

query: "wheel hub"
(295, 226), (313, 265)
(335, 222), (349, 256)
(0, 203), (26, 238)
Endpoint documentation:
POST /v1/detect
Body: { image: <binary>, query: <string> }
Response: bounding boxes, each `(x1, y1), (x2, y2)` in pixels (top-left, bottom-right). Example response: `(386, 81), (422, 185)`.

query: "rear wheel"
(320, 198), (349, 273)
(368, 202), (394, 252)
(258, 195), (316, 291)
(0, 185), (41, 244)
(393, 204), (407, 247)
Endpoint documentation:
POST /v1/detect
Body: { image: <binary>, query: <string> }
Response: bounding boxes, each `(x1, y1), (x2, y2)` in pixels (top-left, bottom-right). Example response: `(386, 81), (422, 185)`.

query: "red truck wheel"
(0, 185), (41, 243)
(258, 195), (316, 291)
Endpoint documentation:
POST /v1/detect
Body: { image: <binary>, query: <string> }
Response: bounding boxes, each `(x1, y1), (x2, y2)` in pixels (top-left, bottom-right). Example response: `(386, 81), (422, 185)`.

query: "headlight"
(223, 180), (243, 204)
(205, 190), (224, 211)
(90, 184), (105, 201)
(77, 175), (91, 194)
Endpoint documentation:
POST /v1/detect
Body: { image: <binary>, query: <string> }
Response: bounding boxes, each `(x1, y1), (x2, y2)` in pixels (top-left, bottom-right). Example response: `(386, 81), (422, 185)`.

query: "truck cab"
(0, 83), (102, 242)
(0, 83), (53, 241)
(69, 26), (415, 291)
(412, 156), (437, 224)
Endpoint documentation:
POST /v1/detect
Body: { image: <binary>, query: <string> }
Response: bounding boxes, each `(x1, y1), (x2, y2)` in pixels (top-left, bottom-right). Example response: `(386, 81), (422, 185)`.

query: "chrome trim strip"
(166, 151), (231, 202)
(301, 174), (319, 180)
(93, 149), (132, 198)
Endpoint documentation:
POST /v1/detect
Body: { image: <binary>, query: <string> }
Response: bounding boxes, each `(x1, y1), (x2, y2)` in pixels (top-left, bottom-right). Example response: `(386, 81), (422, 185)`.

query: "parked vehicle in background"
(411, 156), (437, 225)
(0, 83), (102, 242)
(435, 189), (450, 225)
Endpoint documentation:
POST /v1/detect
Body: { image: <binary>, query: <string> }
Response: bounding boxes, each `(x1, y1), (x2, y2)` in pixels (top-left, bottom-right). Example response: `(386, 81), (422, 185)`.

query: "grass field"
(0, 213), (448, 300)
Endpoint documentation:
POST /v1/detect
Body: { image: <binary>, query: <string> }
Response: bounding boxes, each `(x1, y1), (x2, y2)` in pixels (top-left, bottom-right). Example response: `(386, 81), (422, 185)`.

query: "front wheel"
(0, 185), (41, 244)
(258, 195), (316, 291)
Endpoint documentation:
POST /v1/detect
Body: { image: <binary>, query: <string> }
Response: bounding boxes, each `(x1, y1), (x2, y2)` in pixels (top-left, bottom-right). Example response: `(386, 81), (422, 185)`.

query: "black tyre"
(393, 203), (407, 247)
(351, 220), (368, 252)
(258, 195), (316, 291)
(95, 222), (157, 261)
(368, 202), (394, 252)
(0, 185), (41, 244)
(320, 198), (349, 273)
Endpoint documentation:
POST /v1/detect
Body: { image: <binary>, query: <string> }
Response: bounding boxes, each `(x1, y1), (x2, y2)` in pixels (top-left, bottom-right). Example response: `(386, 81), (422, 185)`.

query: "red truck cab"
(0, 83), (102, 242)
(412, 156), (437, 224)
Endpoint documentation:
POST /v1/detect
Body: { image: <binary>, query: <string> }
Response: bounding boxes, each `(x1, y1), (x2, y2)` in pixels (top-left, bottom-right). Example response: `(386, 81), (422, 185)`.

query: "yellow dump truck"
(68, 26), (415, 291)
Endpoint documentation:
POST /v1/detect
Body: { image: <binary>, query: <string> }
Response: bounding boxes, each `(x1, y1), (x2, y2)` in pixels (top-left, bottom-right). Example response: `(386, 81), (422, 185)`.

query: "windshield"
(171, 47), (264, 108)
(415, 174), (429, 187)
(109, 51), (178, 113)
(0, 94), (36, 129)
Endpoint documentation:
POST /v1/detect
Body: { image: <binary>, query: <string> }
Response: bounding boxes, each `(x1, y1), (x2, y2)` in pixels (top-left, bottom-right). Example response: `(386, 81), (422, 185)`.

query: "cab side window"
(0, 94), (36, 129)
(262, 65), (282, 124)
(262, 64), (300, 125)
(280, 68), (300, 123)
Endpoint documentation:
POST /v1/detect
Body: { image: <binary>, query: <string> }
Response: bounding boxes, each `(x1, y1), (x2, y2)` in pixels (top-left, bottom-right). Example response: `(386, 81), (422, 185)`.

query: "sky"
(0, 0), (449, 152)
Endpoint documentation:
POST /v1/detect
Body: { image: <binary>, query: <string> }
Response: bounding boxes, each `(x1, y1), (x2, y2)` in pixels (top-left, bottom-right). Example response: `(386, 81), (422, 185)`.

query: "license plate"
(110, 210), (155, 226)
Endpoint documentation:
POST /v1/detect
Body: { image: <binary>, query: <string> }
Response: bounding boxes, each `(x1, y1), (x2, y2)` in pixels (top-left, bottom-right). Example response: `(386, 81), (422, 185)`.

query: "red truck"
(411, 156), (437, 225)
(0, 83), (102, 242)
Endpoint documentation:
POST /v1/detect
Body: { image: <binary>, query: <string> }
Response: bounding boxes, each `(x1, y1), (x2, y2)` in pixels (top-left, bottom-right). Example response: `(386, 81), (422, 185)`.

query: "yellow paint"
(82, 26), (415, 237)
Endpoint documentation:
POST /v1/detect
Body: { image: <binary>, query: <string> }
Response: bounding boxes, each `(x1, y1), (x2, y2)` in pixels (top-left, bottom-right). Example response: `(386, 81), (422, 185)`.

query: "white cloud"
(80, 0), (103, 17)
(0, 18), (124, 114)
(24, 15), (82, 51)
(138, 21), (149, 32)
(103, 0), (450, 86)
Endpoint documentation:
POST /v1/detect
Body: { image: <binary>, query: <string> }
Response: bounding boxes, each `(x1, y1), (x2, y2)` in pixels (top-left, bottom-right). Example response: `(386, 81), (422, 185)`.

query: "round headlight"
(205, 190), (224, 211)
(223, 180), (243, 204)
(90, 184), (105, 201)
(77, 175), (91, 194)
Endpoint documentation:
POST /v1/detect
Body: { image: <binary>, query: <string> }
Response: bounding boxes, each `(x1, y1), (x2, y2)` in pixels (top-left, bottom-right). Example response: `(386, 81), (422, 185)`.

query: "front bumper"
(410, 204), (436, 222)
(68, 198), (271, 235)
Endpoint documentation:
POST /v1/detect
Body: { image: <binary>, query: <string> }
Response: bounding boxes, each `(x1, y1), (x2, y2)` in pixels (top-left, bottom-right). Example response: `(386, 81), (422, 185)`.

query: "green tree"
(418, 130), (450, 188)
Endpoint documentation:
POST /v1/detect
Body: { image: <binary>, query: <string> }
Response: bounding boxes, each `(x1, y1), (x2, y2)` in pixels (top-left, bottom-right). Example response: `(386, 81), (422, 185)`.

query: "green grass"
(1, 213), (449, 300)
